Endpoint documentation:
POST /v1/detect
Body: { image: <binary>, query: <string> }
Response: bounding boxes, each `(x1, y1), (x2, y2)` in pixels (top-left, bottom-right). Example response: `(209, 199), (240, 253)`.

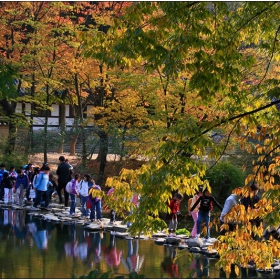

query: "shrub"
(206, 161), (246, 204)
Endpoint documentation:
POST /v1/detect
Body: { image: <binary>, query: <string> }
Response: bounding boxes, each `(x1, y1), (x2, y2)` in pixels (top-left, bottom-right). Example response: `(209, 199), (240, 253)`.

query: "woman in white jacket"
(78, 174), (93, 217)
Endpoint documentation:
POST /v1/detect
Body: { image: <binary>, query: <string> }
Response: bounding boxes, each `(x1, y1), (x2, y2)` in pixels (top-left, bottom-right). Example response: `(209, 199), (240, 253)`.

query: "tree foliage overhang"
(83, 2), (280, 275)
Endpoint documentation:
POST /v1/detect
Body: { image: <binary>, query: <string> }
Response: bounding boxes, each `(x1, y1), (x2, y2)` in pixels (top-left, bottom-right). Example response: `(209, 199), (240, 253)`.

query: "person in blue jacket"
(32, 165), (50, 209)
(15, 169), (29, 206)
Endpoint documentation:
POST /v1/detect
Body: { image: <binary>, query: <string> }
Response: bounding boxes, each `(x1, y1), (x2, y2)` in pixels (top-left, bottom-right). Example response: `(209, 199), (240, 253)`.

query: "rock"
(115, 232), (129, 239)
(84, 224), (102, 231)
(186, 238), (203, 247)
(176, 234), (189, 239)
(43, 214), (60, 222)
(155, 238), (166, 245)
(113, 225), (128, 233)
(165, 237), (181, 245)
(178, 244), (188, 250)
(152, 232), (168, 238)
(273, 265), (280, 272)
(189, 247), (201, 253)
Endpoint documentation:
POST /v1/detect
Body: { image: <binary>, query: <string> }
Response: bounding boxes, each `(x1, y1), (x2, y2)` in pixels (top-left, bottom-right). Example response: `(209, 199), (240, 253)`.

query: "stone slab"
(154, 238), (166, 245)
(152, 232), (168, 238)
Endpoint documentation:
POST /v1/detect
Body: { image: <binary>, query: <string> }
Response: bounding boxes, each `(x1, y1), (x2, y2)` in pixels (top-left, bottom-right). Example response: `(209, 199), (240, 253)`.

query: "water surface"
(0, 209), (262, 278)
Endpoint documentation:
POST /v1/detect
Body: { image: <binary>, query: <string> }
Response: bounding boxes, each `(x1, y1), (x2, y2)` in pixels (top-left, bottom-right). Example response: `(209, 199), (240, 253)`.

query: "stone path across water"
(1, 200), (280, 276)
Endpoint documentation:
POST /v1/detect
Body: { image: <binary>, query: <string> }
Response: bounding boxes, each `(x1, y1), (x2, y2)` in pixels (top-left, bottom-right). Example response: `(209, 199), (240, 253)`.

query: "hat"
(59, 156), (65, 162)
(0, 163), (6, 168)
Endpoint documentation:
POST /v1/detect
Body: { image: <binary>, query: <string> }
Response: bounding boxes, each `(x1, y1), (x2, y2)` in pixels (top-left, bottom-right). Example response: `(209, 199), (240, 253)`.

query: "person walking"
(190, 188), (222, 239)
(88, 180), (103, 222)
(33, 165), (51, 209)
(78, 174), (93, 218)
(56, 155), (72, 207)
(47, 174), (57, 202)
(1, 172), (13, 204)
(166, 193), (184, 236)
(220, 188), (243, 235)
(15, 169), (29, 206)
(0, 163), (8, 200)
(66, 173), (80, 216)
(189, 187), (203, 238)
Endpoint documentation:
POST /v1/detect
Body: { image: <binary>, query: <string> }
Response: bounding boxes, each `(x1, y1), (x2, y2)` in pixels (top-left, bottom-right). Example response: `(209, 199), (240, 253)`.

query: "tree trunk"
(29, 73), (35, 151)
(0, 99), (17, 155)
(6, 122), (17, 155)
(43, 85), (50, 163)
(117, 125), (127, 174)
(70, 135), (78, 155)
(96, 130), (108, 185)
(74, 73), (87, 167)
(58, 103), (66, 153)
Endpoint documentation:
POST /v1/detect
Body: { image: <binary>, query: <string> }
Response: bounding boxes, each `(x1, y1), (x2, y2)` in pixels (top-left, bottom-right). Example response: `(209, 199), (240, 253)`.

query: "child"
(15, 169), (30, 206)
(88, 180), (103, 222)
(189, 186), (203, 238)
(8, 166), (18, 186)
(78, 174), (93, 217)
(190, 188), (222, 239)
(166, 193), (184, 236)
(33, 165), (51, 209)
(47, 174), (58, 202)
(1, 172), (13, 204)
(66, 173), (80, 216)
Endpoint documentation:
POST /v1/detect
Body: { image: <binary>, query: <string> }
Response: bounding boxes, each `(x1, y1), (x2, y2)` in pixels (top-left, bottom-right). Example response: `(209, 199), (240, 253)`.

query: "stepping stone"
(152, 232), (168, 238)
(59, 217), (73, 221)
(186, 238), (203, 247)
(165, 237), (181, 245)
(113, 225), (128, 233)
(178, 244), (188, 250)
(84, 224), (102, 231)
(189, 247), (201, 253)
(176, 234), (189, 239)
(103, 224), (114, 231)
(154, 238), (166, 245)
(43, 214), (60, 222)
(115, 232), (129, 238)
(201, 247), (218, 256)
(51, 208), (63, 213)
(136, 235), (149, 240)
(11, 205), (23, 210)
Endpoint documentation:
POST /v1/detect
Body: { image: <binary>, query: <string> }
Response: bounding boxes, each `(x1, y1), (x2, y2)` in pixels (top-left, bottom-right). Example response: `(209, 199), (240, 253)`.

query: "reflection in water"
(0, 209), (224, 278)
(121, 239), (145, 273)
(102, 234), (123, 272)
(161, 245), (179, 278)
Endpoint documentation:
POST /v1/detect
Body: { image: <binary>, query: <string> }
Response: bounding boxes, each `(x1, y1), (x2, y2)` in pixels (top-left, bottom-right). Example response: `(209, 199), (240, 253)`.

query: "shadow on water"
(0, 209), (277, 278)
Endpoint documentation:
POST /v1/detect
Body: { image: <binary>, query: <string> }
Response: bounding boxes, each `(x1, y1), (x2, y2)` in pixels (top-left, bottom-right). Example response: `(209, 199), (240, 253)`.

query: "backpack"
(65, 181), (73, 193)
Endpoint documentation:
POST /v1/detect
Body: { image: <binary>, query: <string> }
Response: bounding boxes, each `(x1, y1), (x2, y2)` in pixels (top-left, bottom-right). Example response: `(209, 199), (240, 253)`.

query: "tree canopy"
(1, 1), (280, 276)
(87, 1), (280, 275)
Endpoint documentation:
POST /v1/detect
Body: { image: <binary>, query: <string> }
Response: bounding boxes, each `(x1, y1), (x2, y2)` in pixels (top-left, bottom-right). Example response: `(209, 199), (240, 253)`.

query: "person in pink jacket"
(189, 187), (203, 238)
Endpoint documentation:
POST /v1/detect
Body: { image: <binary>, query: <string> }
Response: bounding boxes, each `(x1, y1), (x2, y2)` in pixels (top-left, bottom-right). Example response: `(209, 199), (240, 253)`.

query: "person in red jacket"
(166, 193), (184, 236)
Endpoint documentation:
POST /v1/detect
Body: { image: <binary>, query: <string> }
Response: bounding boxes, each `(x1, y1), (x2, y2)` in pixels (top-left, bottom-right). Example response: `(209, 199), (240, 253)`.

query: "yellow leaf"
(235, 265), (239, 277)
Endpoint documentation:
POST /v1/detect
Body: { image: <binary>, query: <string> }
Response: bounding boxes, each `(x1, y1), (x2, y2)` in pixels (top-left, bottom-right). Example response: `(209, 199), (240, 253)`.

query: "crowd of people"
(0, 157), (264, 237)
(0, 156), (109, 223)
(167, 183), (262, 240)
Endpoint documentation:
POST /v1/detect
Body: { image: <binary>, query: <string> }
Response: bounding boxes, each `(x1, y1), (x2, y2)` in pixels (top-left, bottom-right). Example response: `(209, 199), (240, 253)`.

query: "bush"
(0, 141), (28, 169)
(206, 161), (246, 205)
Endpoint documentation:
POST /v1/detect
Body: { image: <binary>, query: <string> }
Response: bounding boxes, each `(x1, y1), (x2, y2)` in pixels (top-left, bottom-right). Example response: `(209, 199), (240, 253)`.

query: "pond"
(0, 209), (275, 279)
